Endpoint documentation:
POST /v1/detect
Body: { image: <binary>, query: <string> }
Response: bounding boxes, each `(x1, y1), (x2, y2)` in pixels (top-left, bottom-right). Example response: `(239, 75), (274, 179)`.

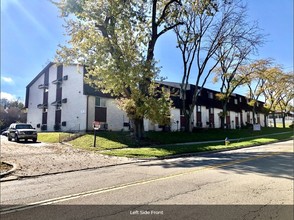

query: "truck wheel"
(15, 135), (19, 142)
(8, 135), (12, 141)
(32, 138), (37, 143)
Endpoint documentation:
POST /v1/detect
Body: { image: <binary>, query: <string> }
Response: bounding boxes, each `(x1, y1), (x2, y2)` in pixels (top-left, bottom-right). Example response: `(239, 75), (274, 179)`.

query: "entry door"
(95, 107), (107, 122)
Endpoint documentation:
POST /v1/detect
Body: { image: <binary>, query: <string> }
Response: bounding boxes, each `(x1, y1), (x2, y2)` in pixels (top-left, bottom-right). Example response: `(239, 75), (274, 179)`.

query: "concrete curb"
(0, 161), (17, 178)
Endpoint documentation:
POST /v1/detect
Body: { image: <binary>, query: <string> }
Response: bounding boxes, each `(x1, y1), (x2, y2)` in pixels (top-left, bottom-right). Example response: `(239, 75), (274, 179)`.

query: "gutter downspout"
(86, 95), (89, 132)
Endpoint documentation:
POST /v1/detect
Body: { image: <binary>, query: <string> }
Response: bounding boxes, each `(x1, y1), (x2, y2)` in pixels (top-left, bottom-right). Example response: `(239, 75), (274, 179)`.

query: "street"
(1, 140), (293, 220)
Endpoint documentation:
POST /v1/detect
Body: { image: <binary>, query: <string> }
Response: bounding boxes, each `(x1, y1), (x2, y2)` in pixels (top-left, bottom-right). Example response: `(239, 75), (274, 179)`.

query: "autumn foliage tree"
(0, 99), (26, 129)
(261, 66), (294, 128)
(243, 59), (272, 126)
(53, 0), (183, 139)
(245, 62), (293, 128)
(276, 72), (294, 128)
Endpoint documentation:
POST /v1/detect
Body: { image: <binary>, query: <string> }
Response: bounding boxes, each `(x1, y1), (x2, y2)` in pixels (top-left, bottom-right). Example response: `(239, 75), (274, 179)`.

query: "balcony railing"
(52, 78), (62, 84)
(51, 100), (62, 106)
(52, 75), (68, 84)
(37, 104), (48, 109)
(51, 98), (67, 106)
(38, 84), (49, 89)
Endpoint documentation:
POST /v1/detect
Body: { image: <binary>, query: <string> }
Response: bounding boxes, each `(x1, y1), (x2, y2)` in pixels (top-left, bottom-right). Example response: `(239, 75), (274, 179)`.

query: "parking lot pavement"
(0, 136), (140, 180)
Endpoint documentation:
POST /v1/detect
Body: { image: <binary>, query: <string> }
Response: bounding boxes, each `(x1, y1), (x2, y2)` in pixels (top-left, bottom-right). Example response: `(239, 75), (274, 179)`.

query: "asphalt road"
(1, 140), (293, 220)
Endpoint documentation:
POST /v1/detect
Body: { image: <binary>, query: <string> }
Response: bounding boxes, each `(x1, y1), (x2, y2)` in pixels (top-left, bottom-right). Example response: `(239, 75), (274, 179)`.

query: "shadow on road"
(138, 151), (294, 180)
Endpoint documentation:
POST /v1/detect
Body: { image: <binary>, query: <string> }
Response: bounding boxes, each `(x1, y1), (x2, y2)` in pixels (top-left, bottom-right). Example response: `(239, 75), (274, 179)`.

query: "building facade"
(25, 63), (266, 132)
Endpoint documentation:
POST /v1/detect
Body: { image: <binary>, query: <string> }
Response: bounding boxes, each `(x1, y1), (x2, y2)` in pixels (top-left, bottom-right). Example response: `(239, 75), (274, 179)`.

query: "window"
(234, 99), (238, 105)
(95, 97), (106, 107)
(208, 92), (213, 99)
(16, 124), (33, 129)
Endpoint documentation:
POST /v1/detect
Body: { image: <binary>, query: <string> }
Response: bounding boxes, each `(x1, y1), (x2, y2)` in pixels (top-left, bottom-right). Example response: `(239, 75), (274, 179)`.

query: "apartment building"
(25, 63), (266, 132)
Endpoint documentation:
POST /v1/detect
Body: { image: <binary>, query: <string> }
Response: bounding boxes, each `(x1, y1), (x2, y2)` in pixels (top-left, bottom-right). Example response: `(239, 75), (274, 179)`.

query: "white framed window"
(95, 97), (106, 107)
(208, 92), (213, 99)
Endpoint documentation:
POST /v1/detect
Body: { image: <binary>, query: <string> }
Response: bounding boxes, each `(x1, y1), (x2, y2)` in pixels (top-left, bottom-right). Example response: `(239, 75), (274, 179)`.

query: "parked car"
(1, 128), (8, 136)
(7, 123), (37, 142)
(1, 130), (8, 136)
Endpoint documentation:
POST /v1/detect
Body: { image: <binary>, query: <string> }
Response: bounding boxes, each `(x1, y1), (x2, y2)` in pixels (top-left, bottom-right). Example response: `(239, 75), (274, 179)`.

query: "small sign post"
(93, 121), (100, 147)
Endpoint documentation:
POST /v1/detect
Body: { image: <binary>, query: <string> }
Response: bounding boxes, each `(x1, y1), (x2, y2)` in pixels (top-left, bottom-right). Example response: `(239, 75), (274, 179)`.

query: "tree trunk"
(184, 110), (193, 132)
(252, 107), (256, 124)
(282, 113), (286, 128)
(264, 114), (268, 127)
(220, 115), (225, 129)
(133, 118), (144, 140)
(221, 103), (228, 129)
(272, 112), (277, 128)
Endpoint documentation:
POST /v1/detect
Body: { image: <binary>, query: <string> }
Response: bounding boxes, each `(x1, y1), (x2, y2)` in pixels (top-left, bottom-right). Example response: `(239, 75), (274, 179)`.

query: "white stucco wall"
(144, 119), (156, 132)
(106, 99), (129, 131)
(200, 106), (206, 128)
(60, 65), (87, 131)
(27, 64), (88, 132)
(27, 73), (44, 130)
(214, 108), (222, 128)
(46, 65), (58, 131)
(259, 114), (265, 127)
(87, 96), (95, 131)
(170, 108), (181, 131)
(241, 110), (247, 125)
(87, 96), (130, 131)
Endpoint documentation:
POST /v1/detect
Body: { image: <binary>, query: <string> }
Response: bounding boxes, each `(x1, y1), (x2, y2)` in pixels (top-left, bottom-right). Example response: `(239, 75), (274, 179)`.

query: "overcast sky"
(1, 0), (293, 102)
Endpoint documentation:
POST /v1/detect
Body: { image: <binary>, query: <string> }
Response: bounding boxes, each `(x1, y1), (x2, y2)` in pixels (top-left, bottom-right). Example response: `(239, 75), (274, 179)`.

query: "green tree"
(262, 65), (285, 128)
(243, 59), (272, 126)
(53, 0), (183, 139)
(275, 72), (294, 128)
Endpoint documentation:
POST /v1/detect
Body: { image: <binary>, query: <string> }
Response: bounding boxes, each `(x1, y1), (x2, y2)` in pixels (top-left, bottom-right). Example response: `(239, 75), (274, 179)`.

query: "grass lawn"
(145, 127), (293, 144)
(69, 133), (129, 150)
(38, 132), (76, 143)
(66, 127), (293, 158)
(102, 132), (293, 158)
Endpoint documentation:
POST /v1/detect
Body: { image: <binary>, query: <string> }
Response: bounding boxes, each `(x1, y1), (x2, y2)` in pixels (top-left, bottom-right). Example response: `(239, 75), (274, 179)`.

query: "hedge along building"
(25, 63), (266, 132)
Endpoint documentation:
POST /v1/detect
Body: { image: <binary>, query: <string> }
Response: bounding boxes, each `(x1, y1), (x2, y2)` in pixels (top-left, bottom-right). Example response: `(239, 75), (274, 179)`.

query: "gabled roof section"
(26, 62), (55, 89)
(158, 81), (191, 90)
(82, 66), (113, 98)
(83, 83), (113, 98)
(25, 62), (55, 108)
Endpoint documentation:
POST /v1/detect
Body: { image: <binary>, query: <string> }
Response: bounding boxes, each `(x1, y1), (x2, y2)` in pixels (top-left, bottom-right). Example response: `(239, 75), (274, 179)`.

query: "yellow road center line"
(0, 151), (284, 214)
